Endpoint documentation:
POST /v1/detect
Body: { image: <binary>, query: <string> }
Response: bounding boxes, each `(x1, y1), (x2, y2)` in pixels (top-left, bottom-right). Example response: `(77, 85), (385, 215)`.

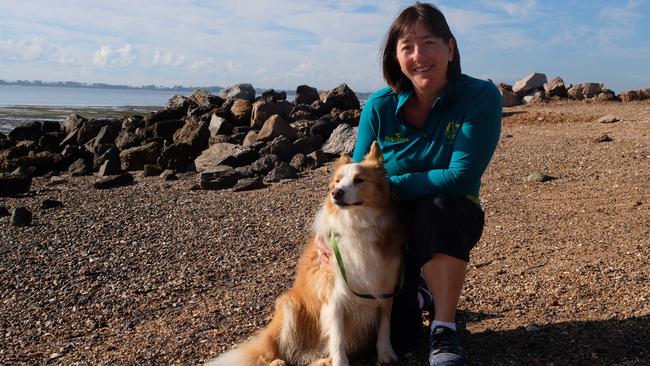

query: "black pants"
(390, 193), (485, 351)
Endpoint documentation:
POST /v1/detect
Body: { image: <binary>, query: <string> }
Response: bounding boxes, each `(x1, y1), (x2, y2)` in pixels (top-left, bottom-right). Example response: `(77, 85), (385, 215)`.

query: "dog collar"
(329, 230), (405, 300)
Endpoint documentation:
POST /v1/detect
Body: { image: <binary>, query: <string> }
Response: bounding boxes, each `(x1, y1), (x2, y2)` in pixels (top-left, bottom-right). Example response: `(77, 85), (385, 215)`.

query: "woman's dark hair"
(382, 2), (461, 92)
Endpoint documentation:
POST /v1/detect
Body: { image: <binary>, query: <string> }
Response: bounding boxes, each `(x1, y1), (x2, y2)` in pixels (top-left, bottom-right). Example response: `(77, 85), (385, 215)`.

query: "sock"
(430, 320), (457, 332)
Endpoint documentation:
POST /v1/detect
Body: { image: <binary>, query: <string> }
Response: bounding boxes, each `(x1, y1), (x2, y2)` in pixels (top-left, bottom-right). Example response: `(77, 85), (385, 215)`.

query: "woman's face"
(396, 21), (454, 96)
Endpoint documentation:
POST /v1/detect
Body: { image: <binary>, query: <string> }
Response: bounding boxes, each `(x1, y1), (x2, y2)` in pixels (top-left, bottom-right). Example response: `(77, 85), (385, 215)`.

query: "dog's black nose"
(332, 188), (344, 200)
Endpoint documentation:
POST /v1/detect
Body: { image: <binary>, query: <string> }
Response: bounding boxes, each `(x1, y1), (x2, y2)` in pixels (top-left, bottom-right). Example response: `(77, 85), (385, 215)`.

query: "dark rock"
(199, 167), (239, 190)
(338, 109), (361, 126)
(322, 123), (357, 155)
(158, 143), (194, 171)
(92, 124), (120, 147)
(143, 164), (163, 177)
(173, 117), (210, 153)
(165, 94), (196, 110)
(115, 131), (142, 150)
(76, 119), (102, 145)
(525, 172), (555, 183)
(93, 172), (134, 189)
(295, 85), (319, 105)
(0, 206), (9, 217)
(121, 116), (144, 131)
(11, 165), (33, 178)
(48, 176), (68, 186)
(264, 162), (299, 182)
(233, 165), (256, 179)
(93, 146), (119, 169)
(11, 207), (32, 226)
(41, 121), (61, 133)
(68, 158), (92, 176)
(119, 141), (162, 171)
(322, 84), (360, 112)
(259, 135), (295, 162)
(293, 135), (322, 155)
(620, 90), (641, 102)
(209, 135), (232, 144)
(146, 107), (188, 128)
(596, 90), (617, 101)
(0, 173), (32, 196)
(190, 89), (223, 109)
(261, 89), (287, 102)
(233, 176), (265, 192)
(309, 115), (338, 139)
(290, 104), (321, 121)
(308, 149), (330, 166)
(251, 154), (279, 175)
(8, 121), (43, 142)
(582, 83), (603, 98)
(595, 134), (613, 143)
(98, 159), (122, 176)
(544, 77), (568, 98)
(151, 119), (184, 141)
(38, 132), (64, 151)
(40, 198), (63, 210)
(290, 153), (316, 171)
(218, 83), (256, 101)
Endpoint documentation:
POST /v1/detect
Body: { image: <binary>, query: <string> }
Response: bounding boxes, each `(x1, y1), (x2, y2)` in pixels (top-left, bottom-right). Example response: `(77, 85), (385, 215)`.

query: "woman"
(318, 3), (502, 366)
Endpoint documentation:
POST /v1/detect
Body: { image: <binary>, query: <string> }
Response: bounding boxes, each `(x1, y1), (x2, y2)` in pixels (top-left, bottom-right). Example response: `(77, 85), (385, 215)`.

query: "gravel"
(1, 100), (649, 365)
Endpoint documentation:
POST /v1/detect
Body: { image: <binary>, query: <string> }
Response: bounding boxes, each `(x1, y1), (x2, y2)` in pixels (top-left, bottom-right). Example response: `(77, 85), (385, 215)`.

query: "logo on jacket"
(445, 121), (462, 143)
(384, 132), (410, 143)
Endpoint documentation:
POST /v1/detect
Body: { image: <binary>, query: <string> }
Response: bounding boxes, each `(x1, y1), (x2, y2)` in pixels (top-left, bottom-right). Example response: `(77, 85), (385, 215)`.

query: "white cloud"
(189, 57), (215, 71)
(93, 44), (138, 67)
(483, 0), (539, 17)
(152, 50), (185, 67)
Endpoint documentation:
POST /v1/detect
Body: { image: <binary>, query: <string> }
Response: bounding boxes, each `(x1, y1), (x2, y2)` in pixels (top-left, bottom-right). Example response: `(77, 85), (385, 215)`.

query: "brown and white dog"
(206, 141), (403, 366)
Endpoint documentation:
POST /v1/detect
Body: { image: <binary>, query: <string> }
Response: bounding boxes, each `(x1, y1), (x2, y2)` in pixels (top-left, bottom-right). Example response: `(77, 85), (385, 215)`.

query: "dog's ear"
(333, 153), (352, 171)
(363, 141), (384, 167)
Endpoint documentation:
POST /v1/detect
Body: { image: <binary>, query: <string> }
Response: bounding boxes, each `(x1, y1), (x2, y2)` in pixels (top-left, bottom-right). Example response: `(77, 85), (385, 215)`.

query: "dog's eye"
(353, 177), (365, 184)
(335, 179), (341, 183)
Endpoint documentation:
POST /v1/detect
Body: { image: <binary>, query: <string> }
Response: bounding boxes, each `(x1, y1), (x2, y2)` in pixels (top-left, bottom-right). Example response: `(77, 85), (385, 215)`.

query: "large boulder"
(619, 90), (640, 102)
(0, 172), (32, 196)
(264, 162), (299, 182)
(309, 115), (339, 139)
(513, 73), (547, 97)
(190, 89), (223, 109)
(218, 83), (256, 101)
(115, 130), (144, 150)
(208, 114), (233, 137)
(321, 84), (360, 112)
(543, 77), (568, 98)
(294, 85), (320, 105)
(582, 83), (604, 98)
(250, 100), (293, 129)
(322, 124), (357, 155)
(63, 114), (86, 134)
(257, 114), (296, 142)
(498, 87), (522, 107)
(158, 143), (194, 171)
(638, 88), (650, 100)
(259, 135), (295, 162)
(199, 166), (239, 190)
(230, 99), (253, 125)
(194, 143), (258, 171)
(567, 84), (585, 100)
(76, 119), (103, 145)
(165, 94), (196, 110)
(173, 117), (210, 153)
(151, 119), (184, 141)
(119, 141), (162, 171)
(8, 121), (43, 142)
(293, 135), (323, 155)
(261, 89), (287, 102)
(290, 104), (321, 121)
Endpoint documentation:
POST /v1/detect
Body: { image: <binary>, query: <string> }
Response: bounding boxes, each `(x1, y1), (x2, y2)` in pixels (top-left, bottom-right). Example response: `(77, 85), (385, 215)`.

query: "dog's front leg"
(376, 299), (398, 363)
(322, 299), (349, 366)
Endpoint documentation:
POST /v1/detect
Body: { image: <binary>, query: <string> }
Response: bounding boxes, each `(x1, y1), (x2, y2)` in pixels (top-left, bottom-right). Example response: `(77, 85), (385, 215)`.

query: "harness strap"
(329, 230), (405, 300)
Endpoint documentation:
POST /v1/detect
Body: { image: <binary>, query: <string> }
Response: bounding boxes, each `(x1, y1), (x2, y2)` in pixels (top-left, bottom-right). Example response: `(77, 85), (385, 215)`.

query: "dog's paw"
(269, 360), (287, 366)
(308, 358), (332, 366)
(377, 346), (398, 364)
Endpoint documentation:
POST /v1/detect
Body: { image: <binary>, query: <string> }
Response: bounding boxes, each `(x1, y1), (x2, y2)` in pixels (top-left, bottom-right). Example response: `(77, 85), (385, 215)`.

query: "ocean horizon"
(0, 84), (369, 134)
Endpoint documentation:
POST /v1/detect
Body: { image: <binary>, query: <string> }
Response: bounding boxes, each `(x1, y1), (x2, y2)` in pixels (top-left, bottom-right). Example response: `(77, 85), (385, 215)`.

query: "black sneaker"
(429, 326), (466, 366)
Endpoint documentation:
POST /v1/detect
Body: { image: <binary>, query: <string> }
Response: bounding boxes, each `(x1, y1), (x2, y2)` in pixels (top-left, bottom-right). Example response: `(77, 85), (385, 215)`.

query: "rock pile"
(0, 83), (361, 192)
(498, 72), (650, 107)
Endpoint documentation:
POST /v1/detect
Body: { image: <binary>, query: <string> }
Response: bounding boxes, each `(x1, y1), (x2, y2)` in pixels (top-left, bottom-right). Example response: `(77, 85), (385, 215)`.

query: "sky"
(1, 0), (649, 93)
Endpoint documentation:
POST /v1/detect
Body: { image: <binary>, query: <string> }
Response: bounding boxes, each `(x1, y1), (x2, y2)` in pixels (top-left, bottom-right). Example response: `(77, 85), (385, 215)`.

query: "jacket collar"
(394, 76), (460, 121)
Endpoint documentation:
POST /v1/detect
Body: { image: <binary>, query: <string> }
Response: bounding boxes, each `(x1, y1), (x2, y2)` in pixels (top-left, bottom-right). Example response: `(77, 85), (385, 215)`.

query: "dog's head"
(327, 141), (389, 210)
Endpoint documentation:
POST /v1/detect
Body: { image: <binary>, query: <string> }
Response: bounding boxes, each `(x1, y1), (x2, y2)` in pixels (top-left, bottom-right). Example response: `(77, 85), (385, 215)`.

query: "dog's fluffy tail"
(205, 320), (281, 366)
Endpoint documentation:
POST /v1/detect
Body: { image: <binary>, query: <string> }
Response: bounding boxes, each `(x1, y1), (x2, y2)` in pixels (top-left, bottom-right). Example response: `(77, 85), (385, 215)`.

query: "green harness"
(329, 230), (406, 300)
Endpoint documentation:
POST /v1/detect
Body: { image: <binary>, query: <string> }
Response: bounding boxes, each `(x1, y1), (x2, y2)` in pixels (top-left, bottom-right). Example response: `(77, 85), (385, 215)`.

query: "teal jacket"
(352, 74), (502, 203)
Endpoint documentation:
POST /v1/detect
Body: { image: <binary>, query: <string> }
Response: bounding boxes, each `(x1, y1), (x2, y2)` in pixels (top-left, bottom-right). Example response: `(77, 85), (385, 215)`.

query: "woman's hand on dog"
(315, 235), (331, 266)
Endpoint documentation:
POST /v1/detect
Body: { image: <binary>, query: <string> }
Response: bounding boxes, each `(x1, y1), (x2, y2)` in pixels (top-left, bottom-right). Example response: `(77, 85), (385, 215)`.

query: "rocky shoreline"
(1, 77), (649, 365)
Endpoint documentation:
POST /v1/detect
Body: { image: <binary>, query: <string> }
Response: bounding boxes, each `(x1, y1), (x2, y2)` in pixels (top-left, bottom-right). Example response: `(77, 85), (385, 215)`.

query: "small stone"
(233, 177), (265, 192)
(40, 198), (63, 210)
(525, 172), (554, 183)
(49, 353), (62, 359)
(160, 170), (178, 181)
(11, 207), (32, 226)
(93, 173), (134, 189)
(596, 115), (620, 124)
(48, 176), (68, 186)
(594, 134), (613, 143)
